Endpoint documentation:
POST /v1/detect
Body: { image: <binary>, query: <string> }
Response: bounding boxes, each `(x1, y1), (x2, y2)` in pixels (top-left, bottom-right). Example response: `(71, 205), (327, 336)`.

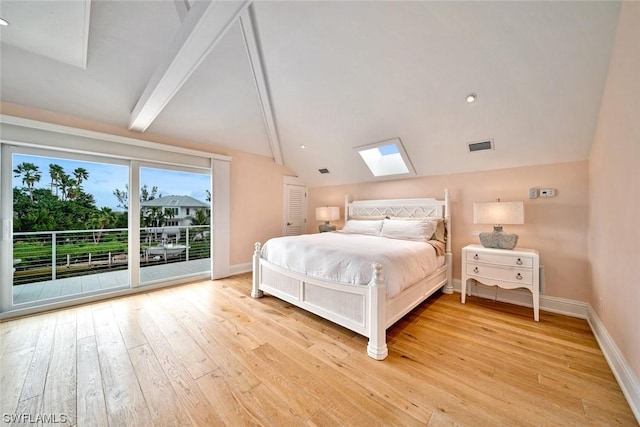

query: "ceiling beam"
(238, 7), (284, 165)
(129, 0), (251, 132)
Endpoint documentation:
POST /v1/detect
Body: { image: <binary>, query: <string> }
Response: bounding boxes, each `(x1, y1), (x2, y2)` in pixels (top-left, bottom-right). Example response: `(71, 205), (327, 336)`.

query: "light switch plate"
(529, 188), (538, 199)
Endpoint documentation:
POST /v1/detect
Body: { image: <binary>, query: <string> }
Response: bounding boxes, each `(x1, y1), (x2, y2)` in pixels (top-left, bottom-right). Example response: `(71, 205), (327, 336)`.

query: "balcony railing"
(12, 225), (211, 286)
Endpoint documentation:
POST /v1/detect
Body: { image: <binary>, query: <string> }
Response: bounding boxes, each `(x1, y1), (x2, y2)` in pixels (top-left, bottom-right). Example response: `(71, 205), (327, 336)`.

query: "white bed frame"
(252, 190), (453, 360)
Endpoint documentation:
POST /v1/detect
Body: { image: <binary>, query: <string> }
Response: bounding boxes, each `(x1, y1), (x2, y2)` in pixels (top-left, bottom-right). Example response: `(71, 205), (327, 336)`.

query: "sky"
(12, 154), (210, 210)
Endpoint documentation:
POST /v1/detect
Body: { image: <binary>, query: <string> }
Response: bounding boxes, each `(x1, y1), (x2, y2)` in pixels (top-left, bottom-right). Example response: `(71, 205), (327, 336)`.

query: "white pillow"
(380, 219), (437, 242)
(340, 220), (384, 236)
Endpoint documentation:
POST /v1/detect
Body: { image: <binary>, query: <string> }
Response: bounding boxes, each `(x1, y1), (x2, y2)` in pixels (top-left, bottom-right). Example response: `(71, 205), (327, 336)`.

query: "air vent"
(468, 139), (494, 152)
(318, 168), (330, 174)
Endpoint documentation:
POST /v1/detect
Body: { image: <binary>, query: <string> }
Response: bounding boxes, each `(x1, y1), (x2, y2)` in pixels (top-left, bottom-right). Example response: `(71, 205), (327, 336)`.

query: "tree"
(113, 184), (160, 211)
(191, 208), (210, 226)
(48, 163), (64, 196)
(141, 185), (159, 203)
(89, 207), (116, 243)
(73, 167), (89, 186)
(113, 185), (129, 210)
(59, 172), (71, 201)
(13, 161), (99, 232)
(65, 178), (80, 200)
(13, 162), (41, 201)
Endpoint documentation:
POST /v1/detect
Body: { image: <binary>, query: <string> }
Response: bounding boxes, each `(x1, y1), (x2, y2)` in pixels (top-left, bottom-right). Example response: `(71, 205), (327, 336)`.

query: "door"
(283, 182), (306, 236)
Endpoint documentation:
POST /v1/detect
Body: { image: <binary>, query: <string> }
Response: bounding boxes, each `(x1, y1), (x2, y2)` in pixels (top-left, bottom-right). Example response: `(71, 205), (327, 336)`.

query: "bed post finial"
(367, 263), (388, 360)
(345, 195), (351, 222)
(252, 242), (264, 298)
(443, 189), (453, 294)
(374, 263), (383, 285)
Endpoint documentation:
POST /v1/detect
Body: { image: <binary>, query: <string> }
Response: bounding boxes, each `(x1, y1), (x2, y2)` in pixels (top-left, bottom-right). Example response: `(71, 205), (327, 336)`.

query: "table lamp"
(316, 206), (340, 232)
(473, 200), (524, 249)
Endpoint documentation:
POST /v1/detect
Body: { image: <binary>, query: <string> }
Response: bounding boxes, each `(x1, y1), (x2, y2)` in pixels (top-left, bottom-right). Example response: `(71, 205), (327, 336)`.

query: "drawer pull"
(516, 273), (523, 280)
(516, 258), (523, 265)
(473, 267), (479, 273)
(473, 254), (479, 260)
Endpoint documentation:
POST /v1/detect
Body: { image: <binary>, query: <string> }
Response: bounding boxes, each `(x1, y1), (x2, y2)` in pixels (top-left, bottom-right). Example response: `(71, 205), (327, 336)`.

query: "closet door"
(283, 182), (306, 236)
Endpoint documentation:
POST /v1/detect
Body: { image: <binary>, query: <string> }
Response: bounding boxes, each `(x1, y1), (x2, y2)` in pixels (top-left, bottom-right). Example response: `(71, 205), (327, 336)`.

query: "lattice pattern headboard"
(344, 190), (451, 253)
(347, 201), (443, 219)
(345, 197), (447, 220)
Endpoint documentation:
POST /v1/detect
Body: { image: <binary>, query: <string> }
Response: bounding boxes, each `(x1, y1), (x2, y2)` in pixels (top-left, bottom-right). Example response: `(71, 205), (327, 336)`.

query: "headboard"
(345, 190), (449, 220)
(344, 189), (451, 253)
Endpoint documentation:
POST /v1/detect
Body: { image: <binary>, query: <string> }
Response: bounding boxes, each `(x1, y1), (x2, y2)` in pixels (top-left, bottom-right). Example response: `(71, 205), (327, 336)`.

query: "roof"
(140, 195), (209, 208)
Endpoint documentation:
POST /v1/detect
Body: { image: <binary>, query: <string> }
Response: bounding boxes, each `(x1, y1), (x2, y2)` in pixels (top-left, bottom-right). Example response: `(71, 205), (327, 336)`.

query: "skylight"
(355, 138), (416, 178)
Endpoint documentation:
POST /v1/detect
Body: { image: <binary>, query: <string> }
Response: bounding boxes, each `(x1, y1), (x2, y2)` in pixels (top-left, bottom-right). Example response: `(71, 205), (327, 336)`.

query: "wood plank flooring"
(0, 273), (636, 426)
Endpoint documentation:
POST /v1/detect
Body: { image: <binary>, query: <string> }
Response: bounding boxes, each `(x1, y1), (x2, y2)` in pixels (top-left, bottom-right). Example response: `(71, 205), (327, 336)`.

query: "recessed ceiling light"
(0, 18), (9, 27)
(300, 144), (306, 149)
(466, 93), (477, 103)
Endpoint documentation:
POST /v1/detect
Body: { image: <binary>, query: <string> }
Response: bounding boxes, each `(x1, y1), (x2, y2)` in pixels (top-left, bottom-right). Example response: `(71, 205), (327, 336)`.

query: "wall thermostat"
(540, 188), (556, 198)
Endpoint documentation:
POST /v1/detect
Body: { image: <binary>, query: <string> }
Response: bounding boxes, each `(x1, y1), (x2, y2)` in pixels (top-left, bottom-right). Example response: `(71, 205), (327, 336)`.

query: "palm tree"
(73, 167), (89, 185)
(90, 207), (116, 243)
(58, 173), (80, 201)
(13, 162), (41, 201)
(191, 208), (210, 226)
(66, 178), (80, 200)
(48, 163), (65, 196)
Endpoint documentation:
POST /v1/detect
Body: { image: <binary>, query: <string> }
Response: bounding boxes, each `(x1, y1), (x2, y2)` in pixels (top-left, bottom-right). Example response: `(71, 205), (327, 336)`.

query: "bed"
(251, 190), (453, 360)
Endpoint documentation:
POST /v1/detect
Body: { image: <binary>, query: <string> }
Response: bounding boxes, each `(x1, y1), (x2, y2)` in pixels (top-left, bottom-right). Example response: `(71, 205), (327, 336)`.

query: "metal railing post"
(186, 227), (190, 261)
(52, 231), (57, 281)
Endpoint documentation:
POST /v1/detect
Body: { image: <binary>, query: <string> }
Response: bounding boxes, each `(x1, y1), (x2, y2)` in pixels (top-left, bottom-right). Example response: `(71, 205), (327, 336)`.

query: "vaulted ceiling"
(0, 1), (621, 187)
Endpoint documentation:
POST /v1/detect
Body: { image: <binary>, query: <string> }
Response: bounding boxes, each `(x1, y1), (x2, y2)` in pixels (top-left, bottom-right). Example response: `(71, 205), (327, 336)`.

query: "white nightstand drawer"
(466, 263), (533, 285)
(466, 250), (533, 268)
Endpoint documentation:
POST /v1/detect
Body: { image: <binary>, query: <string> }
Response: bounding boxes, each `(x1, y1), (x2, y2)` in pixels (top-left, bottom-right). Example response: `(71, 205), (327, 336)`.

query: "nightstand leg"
(533, 289), (540, 321)
(461, 277), (467, 304)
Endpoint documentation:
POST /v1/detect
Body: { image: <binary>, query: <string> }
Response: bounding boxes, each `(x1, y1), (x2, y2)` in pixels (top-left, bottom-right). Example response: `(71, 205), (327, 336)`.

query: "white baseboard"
(452, 278), (639, 422)
(587, 305), (640, 422)
(229, 262), (252, 276)
(451, 279), (588, 318)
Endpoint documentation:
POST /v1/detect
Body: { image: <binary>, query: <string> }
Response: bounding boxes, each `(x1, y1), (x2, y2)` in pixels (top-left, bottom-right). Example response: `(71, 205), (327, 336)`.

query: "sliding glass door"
(0, 128), (223, 316)
(8, 148), (129, 307)
(138, 165), (211, 286)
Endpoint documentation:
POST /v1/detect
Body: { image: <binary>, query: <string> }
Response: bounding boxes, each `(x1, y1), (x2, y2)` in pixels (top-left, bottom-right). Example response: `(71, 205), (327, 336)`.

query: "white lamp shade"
(316, 206), (340, 222)
(473, 201), (524, 225)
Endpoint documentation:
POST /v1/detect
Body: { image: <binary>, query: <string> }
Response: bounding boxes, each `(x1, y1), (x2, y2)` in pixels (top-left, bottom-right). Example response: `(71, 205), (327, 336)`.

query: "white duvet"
(261, 232), (442, 298)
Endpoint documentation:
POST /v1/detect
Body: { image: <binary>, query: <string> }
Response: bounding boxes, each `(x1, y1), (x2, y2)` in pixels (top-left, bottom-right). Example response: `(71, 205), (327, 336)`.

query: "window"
(0, 116), (230, 315)
(355, 138), (416, 178)
(139, 166), (211, 286)
(8, 150), (129, 306)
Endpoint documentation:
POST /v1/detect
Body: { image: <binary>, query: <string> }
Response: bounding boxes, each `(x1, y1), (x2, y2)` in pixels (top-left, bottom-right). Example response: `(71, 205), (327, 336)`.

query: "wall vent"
(318, 168), (330, 174)
(468, 139), (494, 152)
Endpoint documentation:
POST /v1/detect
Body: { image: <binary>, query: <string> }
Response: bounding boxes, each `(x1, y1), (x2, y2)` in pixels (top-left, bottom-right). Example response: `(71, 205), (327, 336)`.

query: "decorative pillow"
(380, 219), (437, 242)
(340, 220), (384, 236)
(390, 216), (446, 243)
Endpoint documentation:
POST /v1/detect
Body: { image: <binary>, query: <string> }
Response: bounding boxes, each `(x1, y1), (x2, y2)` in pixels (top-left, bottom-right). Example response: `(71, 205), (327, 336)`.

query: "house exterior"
(140, 195), (209, 227)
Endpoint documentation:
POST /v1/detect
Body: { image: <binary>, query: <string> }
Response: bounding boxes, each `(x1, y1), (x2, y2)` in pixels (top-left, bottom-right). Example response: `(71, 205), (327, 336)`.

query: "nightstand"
(461, 244), (540, 321)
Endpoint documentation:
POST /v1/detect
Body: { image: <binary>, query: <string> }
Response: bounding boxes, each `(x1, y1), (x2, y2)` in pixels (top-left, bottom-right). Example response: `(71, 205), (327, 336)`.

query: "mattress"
(261, 232), (443, 298)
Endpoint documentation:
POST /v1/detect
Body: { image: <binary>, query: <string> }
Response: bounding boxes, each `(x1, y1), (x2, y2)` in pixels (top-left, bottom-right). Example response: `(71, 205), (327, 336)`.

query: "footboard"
(252, 242), (388, 359)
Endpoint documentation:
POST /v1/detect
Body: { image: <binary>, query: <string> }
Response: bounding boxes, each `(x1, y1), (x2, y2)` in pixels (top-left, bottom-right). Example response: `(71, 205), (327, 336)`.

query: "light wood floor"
(1, 273), (636, 426)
